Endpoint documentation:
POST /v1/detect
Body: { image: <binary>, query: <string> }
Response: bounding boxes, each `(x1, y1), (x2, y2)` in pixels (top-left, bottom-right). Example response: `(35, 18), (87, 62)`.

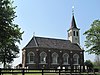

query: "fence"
(0, 68), (99, 75)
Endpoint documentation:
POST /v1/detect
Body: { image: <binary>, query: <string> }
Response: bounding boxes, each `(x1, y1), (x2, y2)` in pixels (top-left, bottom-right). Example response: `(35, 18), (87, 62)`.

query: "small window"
(76, 31), (78, 36)
(73, 31), (75, 36)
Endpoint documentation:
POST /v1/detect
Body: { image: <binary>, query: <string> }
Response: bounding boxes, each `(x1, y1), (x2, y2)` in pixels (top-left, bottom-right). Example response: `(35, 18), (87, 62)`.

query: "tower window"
(73, 31), (75, 36)
(76, 31), (78, 36)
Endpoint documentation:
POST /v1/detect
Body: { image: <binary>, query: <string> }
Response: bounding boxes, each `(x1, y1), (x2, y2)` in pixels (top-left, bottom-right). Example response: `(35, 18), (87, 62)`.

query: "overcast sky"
(10, 0), (100, 67)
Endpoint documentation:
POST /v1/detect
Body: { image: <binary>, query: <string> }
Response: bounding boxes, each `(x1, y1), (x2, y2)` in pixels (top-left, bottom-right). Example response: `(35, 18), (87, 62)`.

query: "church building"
(22, 14), (84, 69)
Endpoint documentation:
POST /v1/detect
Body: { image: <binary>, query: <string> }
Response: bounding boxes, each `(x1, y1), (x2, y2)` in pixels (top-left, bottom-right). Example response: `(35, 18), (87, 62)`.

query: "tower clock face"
(75, 38), (77, 40)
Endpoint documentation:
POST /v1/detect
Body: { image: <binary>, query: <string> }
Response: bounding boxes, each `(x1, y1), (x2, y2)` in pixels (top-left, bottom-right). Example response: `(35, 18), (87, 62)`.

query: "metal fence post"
(0, 68), (1, 75)
(59, 69), (60, 75)
(42, 69), (43, 75)
(22, 69), (24, 75)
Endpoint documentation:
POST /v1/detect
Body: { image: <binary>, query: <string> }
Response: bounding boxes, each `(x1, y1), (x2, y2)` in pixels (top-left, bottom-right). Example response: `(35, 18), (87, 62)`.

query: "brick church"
(22, 14), (84, 69)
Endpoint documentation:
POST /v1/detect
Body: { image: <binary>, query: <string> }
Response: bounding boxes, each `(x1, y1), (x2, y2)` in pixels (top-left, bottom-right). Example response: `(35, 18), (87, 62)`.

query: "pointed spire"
(70, 15), (77, 29)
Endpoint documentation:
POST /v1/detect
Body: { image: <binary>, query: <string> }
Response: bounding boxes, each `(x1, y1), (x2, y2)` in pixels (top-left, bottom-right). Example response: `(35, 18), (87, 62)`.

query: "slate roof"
(24, 36), (82, 50)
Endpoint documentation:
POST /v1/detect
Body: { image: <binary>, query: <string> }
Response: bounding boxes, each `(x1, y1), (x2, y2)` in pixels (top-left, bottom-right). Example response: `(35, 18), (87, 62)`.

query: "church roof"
(23, 36), (82, 50)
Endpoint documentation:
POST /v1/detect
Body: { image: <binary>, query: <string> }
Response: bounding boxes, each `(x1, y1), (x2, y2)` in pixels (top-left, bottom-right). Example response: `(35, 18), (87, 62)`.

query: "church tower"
(67, 9), (80, 45)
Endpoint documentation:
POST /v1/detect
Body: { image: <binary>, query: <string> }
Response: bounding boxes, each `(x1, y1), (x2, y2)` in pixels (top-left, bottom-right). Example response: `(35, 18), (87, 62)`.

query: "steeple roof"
(70, 15), (78, 29)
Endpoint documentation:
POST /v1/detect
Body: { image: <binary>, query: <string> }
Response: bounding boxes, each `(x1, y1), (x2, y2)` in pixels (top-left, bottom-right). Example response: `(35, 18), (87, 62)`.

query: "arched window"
(40, 52), (47, 63)
(63, 53), (69, 65)
(52, 52), (58, 64)
(73, 54), (79, 65)
(28, 52), (35, 63)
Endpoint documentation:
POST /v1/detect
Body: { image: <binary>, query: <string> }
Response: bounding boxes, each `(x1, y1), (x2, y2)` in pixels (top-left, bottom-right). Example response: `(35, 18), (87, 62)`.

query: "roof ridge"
(34, 36), (69, 41)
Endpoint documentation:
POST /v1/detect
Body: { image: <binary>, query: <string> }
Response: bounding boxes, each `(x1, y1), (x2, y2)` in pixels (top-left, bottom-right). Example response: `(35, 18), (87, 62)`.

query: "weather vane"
(72, 6), (74, 15)
(33, 32), (35, 37)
